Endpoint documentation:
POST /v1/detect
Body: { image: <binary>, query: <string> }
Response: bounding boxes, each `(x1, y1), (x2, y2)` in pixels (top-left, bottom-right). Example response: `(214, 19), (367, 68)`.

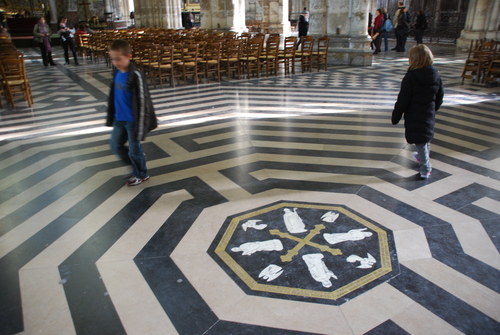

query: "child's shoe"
(420, 170), (432, 179)
(411, 152), (420, 163)
(126, 175), (150, 186)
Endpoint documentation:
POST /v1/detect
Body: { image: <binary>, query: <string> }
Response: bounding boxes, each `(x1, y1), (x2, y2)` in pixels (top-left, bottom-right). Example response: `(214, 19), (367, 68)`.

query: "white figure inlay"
(242, 219), (268, 231)
(231, 239), (284, 256)
(283, 208), (307, 233)
(258, 264), (284, 282)
(346, 253), (377, 269)
(321, 211), (340, 223)
(302, 253), (338, 288)
(323, 228), (373, 245)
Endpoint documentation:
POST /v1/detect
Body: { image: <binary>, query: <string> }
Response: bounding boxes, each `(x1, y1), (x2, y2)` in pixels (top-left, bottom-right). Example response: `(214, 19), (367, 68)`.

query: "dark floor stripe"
(390, 265), (500, 334)
(363, 319), (410, 335)
(358, 186), (500, 293)
(0, 176), (124, 334)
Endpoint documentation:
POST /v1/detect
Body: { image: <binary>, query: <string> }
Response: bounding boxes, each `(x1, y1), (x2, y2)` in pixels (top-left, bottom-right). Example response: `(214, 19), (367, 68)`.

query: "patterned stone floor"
(1, 43), (500, 335)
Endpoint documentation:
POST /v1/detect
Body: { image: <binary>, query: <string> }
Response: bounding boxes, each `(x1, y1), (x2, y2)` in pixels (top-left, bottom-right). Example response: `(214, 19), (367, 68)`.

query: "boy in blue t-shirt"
(106, 39), (157, 186)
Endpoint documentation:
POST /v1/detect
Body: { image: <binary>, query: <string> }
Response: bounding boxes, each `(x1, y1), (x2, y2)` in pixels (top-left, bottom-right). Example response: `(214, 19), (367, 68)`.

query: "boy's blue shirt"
(114, 70), (134, 122)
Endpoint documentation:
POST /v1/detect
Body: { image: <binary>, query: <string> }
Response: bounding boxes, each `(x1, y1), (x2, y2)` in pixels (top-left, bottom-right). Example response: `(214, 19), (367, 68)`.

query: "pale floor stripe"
(0, 108), (99, 131)
(251, 169), (378, 185)
(446, 103), (500, 120)
(411, 174), (475, 201)
(340, 283), (416, 335)
(369, 180), (500, 270)
(250, 131), (403, 144)
(403, 258), (500, 322)
(473, 197), (500, 215)
(393, 227), (433, 262)
(21, 180), (141, 270)
(250, 117), (404, 128)
(437, 122), (500, 145)
(96, 261), (179, 335)
(0, 172), (113, 258)
(0, 154), (62, 193)
(431, 159), (500, 191)
(19, 267), (76, 335)
(0, 120), (105, 141)
(431, 145), (499, 168)
(439, 112), (500, 130)
(198, 171), (253, 202)
(0, 102), (106, 120)
(0, 161), (87, 217)
(252, 140), (403, 155)
(434, 133), (489, 151)
(392, 303), (464, 335)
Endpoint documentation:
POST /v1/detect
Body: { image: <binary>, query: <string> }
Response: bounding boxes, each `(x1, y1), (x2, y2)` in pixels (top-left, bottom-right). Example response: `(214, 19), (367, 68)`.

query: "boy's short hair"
(408, 44), (434, 71)
(109, 39), (132, 56)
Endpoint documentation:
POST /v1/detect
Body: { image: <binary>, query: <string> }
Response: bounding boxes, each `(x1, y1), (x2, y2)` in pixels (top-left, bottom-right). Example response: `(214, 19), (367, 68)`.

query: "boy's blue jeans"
(110, 120), (148, 179)
(416, 142), (432, 176)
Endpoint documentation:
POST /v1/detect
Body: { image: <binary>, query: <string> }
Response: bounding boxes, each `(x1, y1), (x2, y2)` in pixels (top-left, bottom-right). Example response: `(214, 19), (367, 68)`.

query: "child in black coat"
(392, 44), (444, 179)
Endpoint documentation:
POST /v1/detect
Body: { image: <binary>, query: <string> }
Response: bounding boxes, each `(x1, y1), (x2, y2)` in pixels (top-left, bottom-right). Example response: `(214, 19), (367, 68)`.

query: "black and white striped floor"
(1, 44), (499, 335)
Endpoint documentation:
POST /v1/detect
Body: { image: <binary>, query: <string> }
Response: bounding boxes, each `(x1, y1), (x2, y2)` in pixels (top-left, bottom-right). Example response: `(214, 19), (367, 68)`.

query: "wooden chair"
(199, 42), (222, 83)
(150, 45), (176, 88)
(239, 37), (263, 79)
(220, 40), (241, 80)
(0, 56), (33, 109)
(260, 36), (280, 76)
(312, 36), (330, 71)
(278, 36), (297, 75)
(75, 34), (91, 60)
(176, 43), (200, 85)
(295, 36), (314, 73)
(461, 40), (482, 83)
(484, 49), (500, 85)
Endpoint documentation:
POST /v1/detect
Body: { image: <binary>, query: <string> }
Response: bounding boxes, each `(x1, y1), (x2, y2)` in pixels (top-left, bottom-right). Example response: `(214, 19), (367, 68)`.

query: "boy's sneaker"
(126, 175), (150, 186)
(411, 152), (421, 163)
(420, 170), (432, 179)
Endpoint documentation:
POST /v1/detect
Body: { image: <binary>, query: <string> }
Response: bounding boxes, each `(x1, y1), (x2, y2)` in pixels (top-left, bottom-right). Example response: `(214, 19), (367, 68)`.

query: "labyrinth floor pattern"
(1, 44), (500, 335)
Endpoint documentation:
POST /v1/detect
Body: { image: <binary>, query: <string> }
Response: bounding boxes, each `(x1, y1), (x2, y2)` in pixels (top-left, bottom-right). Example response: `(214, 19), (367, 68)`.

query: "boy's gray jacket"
(106, 62), (158, 141)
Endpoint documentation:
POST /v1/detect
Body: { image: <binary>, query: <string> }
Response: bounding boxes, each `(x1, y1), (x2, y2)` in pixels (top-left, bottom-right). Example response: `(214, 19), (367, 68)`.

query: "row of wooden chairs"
(461, 39), (500, 84)
(0, 35), (33, 109)
(74, 29), (330, 87)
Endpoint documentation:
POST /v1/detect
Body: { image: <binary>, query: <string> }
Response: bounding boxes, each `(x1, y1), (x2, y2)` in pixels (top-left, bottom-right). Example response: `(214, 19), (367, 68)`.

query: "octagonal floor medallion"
(208, 201), (400, 305)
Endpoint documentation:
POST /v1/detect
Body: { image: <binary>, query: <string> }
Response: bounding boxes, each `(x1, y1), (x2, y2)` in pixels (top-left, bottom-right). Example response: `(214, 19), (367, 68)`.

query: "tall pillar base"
(327, 35), (373, 66)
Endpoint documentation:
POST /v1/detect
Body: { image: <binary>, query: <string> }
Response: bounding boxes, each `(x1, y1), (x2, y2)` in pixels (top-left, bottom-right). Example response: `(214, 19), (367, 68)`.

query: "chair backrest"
(202, 42), (221, 61)
(182, 44), (199, 63)
(317, 36), (330, 53)
(300, 36), (314, 53)
(264, 36), (280, 56)
(243, 37), (263, 58)
(283, 37), (297, 57)
(222, 40), (241, 59)
(0, 56), (27, 82)
(158, 45), (174, 66)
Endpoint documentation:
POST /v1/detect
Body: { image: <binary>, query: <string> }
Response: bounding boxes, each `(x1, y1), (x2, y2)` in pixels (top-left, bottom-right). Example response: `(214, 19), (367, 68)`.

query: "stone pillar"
(327, 0), (372, 66)
(309, 0), (327, 35)
(231, 0), (247, 33)
(134, 0), (182, 28)
(457, 0), (499, 49)
(48, 0), (58, 23)
(200, 0), (234, 30)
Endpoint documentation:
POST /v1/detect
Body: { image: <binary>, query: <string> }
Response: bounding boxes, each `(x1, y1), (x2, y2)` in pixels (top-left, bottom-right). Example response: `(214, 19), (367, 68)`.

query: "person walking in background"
(33, 17), (56, 67)
(414, 10), (427, 45)
(395, 6), (409, 52)
(392, 45), (444, 179)
(302, 7), (309, 22)
(58, 17), (79, 65)
(371, 9), (383, 54)
(381, 8), (390, 51)
(297, 13), (309, 49)
(106, 39), (157, 186)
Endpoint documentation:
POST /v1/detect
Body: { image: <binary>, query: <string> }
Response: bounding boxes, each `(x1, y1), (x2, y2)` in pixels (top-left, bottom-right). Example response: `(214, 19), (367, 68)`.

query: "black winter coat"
(106, 62), (158, 141)
(392, 66), (444, 144)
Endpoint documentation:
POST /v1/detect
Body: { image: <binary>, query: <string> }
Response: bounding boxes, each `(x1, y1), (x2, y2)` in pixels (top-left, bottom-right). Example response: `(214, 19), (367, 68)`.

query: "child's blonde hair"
(408, 44), (434, 71)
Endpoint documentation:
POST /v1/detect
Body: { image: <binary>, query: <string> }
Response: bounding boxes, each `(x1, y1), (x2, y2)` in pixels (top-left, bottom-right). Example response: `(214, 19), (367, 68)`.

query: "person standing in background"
(58, 17), (79, 65)
(33, 17), (56, 67)
(302, 7), (309, 22)
(414, 10), (427, 45)
(381, 8), (390, 52)
(297, 13), (309, 49)
(371, 9), (383, 54)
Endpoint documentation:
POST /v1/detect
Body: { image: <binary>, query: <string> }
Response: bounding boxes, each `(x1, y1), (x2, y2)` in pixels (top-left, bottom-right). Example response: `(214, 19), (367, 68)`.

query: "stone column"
(200, 0), (234, 30)
(457, 0), (498, 48)
(231, 0), (247, 33)
(134, 0), (182, 28)
(309, 0), (327, 35)
(327, 0), (372, 66)
(48, 0), (58, 23)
